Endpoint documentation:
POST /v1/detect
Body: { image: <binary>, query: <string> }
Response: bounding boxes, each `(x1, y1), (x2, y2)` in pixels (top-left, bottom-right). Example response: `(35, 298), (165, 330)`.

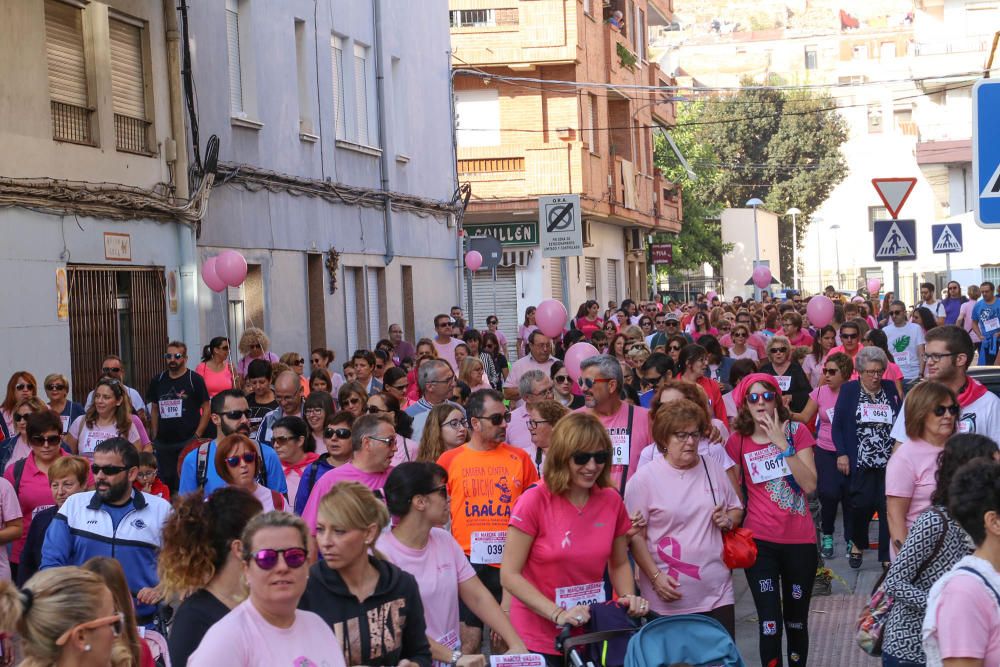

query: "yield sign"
(872, 178), (917, 219)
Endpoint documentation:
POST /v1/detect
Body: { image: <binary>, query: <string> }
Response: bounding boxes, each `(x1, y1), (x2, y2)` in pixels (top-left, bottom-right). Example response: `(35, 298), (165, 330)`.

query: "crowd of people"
(0, 281), (998, 665)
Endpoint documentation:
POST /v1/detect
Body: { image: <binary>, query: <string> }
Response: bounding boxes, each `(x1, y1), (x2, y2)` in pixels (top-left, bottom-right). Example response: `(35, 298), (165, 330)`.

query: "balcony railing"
(50, 100), (94, 145)
(458, 157), (525, 175)
(114, 114), (151, 154)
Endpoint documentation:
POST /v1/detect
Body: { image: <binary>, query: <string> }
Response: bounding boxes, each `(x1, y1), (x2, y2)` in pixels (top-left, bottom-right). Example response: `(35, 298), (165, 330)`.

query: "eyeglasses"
(746, 391), (777, 404)
(665, 321), (678, 326)
(225, 452), (256, 467)
(933, 404), (961, 417)
(925, 352), (957, 363)
(390, 383), (409, 392)
(291, 358), (304, 366)
(325, 427), (352, 439)
(367, 405), (390, 414)
(571, 451), (610, 466)
(56, 611), (124, 646)
(769, 347), (788, 354)
(221, 409), (252, 420)
(731, 332), (747, 339)
(427, 376), (456, 386)
(272, 435), (300, 445)
(889, 310), (905, 316)
(13, 413), (31, 422)
(822, 368), (840, 376)
(102, 367), (122, 374)
(527, 419), (550, 429)
(250, 343), (263, 349)
(345, 397), (363, 406)
(442, 418), (468, 430)
(45, 383), (67, 392)
(479, 411), (512, 426)
(311, 357), (323, 365)
(640, 375), (662, 388)
(668, 345), (681, 352)
(436, 321), (452, 329)
(553, 375), (571, 384)
(672, 431), (700, 442)
(304, 407), (325, 416)
(578, 377), (613, 389)
(163, 353), (185, 360)
(528, 387), (555, 398)
(367, 434), (395, 446)
(15, 383), (34, 392)
(840, 333), (859, 340)
(861, 368), (885, 377)
(375, 364), (384, 370)
(30, 434), (62, 446)
(136, 470), (157, 479)
(91, 464), (130, 476)
(249, 547), (308, 570)
(425, 484), (449, 499)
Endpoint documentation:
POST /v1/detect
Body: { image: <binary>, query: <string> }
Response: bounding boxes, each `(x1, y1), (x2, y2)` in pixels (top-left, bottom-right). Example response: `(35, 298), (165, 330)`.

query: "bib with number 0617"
(744, 445), (791, 485)
(860, 403), (892, 424)
(610, 433), (629, 466)
(470, 531), (506, 565)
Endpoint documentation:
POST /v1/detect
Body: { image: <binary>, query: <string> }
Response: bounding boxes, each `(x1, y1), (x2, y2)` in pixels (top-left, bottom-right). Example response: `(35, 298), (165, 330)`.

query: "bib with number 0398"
(469, 530), (507, 565)
(158, 399), (182, 419)
(554, 581), (606, 610)
(743, 445), (792, 485)
(860, 403), (893, 424)
(610, 433), (629, 466)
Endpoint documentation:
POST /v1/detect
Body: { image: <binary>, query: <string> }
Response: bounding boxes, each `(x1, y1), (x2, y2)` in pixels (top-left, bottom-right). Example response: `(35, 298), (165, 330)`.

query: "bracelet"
(650, 571), (661, 582)
(550, 607), (563, 622)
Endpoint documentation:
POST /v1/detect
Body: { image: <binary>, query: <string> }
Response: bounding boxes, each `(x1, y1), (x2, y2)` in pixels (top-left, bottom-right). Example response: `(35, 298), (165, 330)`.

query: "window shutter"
(344, 268), (359, 353)
(109, 19), (146, 119)
(226, 0), (243, 114)
(366, 268), (382, 344)
(331, 36), (346, 139)
(44, 0), (89, 107)
(353, 43), (372, 145)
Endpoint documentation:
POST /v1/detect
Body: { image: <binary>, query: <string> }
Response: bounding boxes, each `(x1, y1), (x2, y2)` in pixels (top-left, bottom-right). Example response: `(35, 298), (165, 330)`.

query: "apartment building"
(0, 0), (197, 399)
(451, 0), (683, 347)
(186, 0), (459, 362)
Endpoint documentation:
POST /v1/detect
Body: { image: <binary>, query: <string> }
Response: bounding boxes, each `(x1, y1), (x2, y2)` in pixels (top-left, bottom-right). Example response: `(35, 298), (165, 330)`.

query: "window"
(294, 19), (314, 136)
(226, 0), (244, 115)
(853, 44), (868, 60)
(880, 41), (896, 60)
(455, 88), (500, 147)
(584, 0), (592, 15)
(331, 35), (346, 140)
(983, 265), (1000, 286)
(366, 268), (386, 344)
(868, 205), (888, 232)
(392, 57), (405, 155)
(586, 93), (598, 153)
(804, 46), (818, 70)
(44, 0), (92, 144)
(109, 17), (150, 153)
(867, 104), (883, 134)
(353, 42), (378, 147)
(449, 9), (496, 28)
(636, 8), (645, 61)
(628, 0), (637, 51)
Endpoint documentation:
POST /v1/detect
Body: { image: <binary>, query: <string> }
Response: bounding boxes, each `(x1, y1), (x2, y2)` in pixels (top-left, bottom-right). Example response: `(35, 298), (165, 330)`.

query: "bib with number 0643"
(860, 403), (892, 424)
(744, 445), (791, 485)
(554, 581), (606, 610)
(470, 531), (506, 565)
(611, 433), (629, 466)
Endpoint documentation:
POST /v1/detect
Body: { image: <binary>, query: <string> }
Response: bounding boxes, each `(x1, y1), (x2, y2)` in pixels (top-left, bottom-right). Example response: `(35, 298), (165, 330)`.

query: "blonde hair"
(43, 374), (70, 393)
(47, 455), (89, 486)
(458, 357), (484, 387)
(317, 482), (390, 560)
(543, 413), (613, 495)
(82, 558), (143, 667)
(238, 327), (271, 357)
(0, 568), (129, 667)
(240, 511), (309, 561)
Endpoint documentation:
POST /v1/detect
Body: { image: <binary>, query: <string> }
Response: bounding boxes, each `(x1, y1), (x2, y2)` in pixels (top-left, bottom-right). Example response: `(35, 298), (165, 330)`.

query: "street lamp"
(830, 223), (842, 290)
(812, 215), (823, 293)
(786, 207), (801, 293)
(746, 198), (763, 299)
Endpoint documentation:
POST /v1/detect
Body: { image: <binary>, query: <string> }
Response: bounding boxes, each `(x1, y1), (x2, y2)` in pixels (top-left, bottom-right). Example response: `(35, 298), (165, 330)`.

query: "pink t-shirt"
(195, 362), (235, 398)
(68, 417), (141, 459)
(934, 572), (1000, 664)
(505, 406), (533, 450)
(188, 599), (344, 667)
(504, 356), (557, 394)
(433, 338), (464, 373)
(508, 484), (631, 655)
(809, 385), (840, 452)
(624, 454), (741, 615)
(301, 462), (392, 532)
(787, 330), (814, 348)
(575, 402), (652, 487)
(377, 528), (476, 650)
(885, 438), (942, 530)
(0, 478), (22, 581)
(390, 435), (419, 466)
(724, 425), (817, 544)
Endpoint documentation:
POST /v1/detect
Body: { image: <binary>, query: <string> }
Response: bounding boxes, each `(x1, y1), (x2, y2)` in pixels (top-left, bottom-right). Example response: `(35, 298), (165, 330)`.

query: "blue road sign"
(931, 223), (963, 254)
(874, 219), (917, 261)
(974, 79), (1000, 227)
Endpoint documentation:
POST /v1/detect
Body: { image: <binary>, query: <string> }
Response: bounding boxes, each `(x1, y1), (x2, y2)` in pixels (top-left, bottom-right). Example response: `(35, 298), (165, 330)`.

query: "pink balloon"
(535, 299), (568, 338)
(752, 265), (772, 289)
(564, 342), (600, 382)
(706, 290), (718, 302)
(867, 278), (882, 294)
(806, 295), (835, 328)
(201, 257), (227, 293)
(216, 249), (248, 287)
(851, 295), (865, 304)
(465, 250), (483, 272)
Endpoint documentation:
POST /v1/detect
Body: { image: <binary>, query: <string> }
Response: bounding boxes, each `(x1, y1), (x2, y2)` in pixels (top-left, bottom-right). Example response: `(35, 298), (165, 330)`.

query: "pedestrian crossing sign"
(931, 223), (963, 254)
(873, 219), (917, 261)
(974, 79), (1000, 227)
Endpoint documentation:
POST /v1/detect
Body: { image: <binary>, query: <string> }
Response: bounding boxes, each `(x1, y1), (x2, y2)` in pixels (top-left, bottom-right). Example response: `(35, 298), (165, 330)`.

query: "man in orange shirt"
(437, 388), (538, 655)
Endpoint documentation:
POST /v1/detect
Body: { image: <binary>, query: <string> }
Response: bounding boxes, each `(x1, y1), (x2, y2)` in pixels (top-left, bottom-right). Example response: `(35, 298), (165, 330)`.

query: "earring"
(84, 644), (92, 652)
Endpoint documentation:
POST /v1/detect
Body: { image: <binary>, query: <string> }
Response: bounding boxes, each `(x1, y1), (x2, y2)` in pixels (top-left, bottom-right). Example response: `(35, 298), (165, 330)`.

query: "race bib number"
(554, 582), (606, 610)
(958, 419), (973, 434)
(490, 655), (546, 667)
(81, 430), (107, 457)
(860, 403), (892, 424)
(470, 531), (506, 565)
(744, 446), (792, 484)
(611, 433), (629, 466)
(60, 416), (70, 433)
(985, 317), (1000, 333)
(776, 376), (792, 392)
(894, 349), (914, 367)
(158, 399), (182, 419)
(825, 407), (835, 424)
(438, 630), (460, 651)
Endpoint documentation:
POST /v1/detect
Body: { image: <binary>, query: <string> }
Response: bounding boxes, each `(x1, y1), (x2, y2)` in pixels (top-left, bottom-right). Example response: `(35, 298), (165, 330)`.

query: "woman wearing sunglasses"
(196, 336), (235, 399)
(724, 373), (818, 667)
(382, 367), (415, 410)
(416, 404), (468, 464)
(549, 361), (584, 410)
(302, 482), (431, 667)
(42, 373), (84, 434)
(759, 335), (811, 414)
(380, 462), (527, 667)
(886, 381), (959, 563)
(367, 393), (418, 465)
(0, 396), (47, 473)
(294, 412), (355, 515)
(216, 434), (286, 511)
(190, 511), (343, 666)
(830, 346), (901, 571)
(525, 399), (570, 477)
(726, 324), (758, 365)
(338, 382), (369, 419)
(501, 413), (648, 665)
(0, 567), (125, 666)
(480, 332), (509, 391)
(66, 379), (141, 460)
(236, 327), (279, 385)
(676, 345), (729, 427)
(0, 371), (37, 438)
(270, 416), (318, 504)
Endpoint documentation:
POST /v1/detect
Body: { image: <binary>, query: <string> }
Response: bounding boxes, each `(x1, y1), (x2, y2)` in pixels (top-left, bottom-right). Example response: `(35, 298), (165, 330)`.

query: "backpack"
(12, 458), (26, 496)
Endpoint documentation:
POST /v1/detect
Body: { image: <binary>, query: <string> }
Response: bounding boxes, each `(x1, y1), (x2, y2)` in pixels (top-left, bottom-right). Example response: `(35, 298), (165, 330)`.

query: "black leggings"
(745, 540), (817, 667)
(814, 448), (852, 537)
(849, 466), (889, 562)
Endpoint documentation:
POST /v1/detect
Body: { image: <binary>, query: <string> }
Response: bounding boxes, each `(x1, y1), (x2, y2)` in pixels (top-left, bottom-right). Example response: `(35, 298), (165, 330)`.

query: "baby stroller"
(555, 602), (653, 667)
(624, 614), (744, 667)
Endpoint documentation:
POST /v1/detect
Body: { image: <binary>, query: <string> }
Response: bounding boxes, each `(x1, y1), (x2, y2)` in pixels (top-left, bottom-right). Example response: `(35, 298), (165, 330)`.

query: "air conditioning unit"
(625, 228), (646, 253)
(582, 219), (593, 247)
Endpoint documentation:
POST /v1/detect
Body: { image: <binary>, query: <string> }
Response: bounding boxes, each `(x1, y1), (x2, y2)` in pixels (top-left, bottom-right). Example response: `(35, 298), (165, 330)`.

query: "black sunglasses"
(13, 413), (30, 422)
(91, 464), (130, 476)
(15, 383), (34, 391)
(163, 353), (185, 360)
(840, 333), (859, 340)
(325, 427), (352, 439)
(31, 435), (62, 446)
(822, 368), (839, 376)
(102, 367), (122, 374)
(640, 375), (662, 388)
(571, 451), (610, 466)
(933, 404), (961, 417)
(220, 409), (252, 420)
(226, 452), (256, 467)
(769, 347), (788, 354)
(479, 411), (512, 426)
(45, 384), (67, 391)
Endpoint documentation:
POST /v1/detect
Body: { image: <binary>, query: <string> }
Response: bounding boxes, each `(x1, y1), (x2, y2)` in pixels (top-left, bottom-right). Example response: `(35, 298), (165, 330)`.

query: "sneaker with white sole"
(821, 534), (834, 559)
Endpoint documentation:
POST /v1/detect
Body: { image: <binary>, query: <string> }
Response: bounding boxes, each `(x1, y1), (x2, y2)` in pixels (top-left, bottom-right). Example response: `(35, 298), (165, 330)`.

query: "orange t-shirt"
(437, 443), (539, 560)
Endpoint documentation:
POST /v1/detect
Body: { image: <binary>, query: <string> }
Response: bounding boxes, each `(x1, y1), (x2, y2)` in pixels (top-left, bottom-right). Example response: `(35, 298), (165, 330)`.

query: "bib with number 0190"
(158, 399), (182, 419)
(554, 581), (606, 609)
(776, 375), (792, 392)
(470, 531), (506, 565)
(860, 403), (893, 424)
(610, 433), (629, 466)
(744, 445), (791, 485)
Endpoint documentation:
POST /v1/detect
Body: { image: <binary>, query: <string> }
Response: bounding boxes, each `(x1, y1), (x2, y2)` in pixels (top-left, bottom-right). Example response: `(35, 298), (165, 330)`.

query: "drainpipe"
(449, 63), (463, 308)
(163, 0), (200, 347)
(373, 0), (394, 266)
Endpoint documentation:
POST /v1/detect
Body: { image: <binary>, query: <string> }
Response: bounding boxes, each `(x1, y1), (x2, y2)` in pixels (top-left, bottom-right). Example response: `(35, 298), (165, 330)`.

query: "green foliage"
(616, 42), (637, 71)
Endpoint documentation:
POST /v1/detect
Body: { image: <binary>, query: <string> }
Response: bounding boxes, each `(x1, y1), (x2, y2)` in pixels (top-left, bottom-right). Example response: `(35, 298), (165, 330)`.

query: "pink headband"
(733, 372), (781, 408)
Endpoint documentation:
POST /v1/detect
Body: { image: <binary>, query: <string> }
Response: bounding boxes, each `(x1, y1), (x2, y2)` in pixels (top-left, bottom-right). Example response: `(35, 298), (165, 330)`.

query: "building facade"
(0, 0), (197, 400)
(450, 0), (683, 351)
(186, 0), (459, 364)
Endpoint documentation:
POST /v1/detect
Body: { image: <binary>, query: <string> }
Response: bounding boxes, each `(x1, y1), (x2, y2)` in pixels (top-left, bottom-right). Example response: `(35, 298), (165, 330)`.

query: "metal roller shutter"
(331, 36), (346, 139)
(344, 268), (358, 353)
(585, 257), (598, 301)
(607, 258), (619, 304)
(109, 18), (146, 119)
(472, 267), (517, 359)
(550, 260), (563, 302)
(44, 0), (88, 107)
(226, 0), (243, 114)
(366, 268), (382, 344)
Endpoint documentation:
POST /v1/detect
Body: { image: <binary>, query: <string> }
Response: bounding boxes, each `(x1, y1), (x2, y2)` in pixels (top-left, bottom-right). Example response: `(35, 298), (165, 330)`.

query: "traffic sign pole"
(894, 261), (900, 299)
(946, 253), (952, 282)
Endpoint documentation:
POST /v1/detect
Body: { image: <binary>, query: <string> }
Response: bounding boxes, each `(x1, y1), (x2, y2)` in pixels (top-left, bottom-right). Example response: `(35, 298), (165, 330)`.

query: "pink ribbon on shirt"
(656, 536), (701, 581)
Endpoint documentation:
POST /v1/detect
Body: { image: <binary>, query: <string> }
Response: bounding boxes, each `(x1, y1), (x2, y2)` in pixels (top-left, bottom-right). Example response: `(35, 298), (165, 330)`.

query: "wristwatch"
(450, 650), (463, 667)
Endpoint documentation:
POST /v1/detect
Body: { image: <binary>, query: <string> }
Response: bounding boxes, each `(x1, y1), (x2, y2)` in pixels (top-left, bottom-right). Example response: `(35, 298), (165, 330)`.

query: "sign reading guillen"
(539, 194), (583, 258)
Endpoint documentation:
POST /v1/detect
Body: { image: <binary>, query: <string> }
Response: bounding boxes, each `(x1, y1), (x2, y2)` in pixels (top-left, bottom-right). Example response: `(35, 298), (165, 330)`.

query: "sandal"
(849, 549), (863, 569)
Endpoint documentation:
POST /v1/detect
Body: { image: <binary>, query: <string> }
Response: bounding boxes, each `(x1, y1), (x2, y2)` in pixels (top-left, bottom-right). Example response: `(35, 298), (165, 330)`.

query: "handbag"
(855, 507), (948, 656)
(702, 456), (757, 569)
